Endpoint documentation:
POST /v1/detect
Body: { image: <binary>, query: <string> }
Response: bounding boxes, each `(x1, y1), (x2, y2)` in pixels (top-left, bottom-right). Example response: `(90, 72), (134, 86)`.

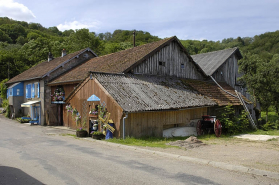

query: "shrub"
(1, 99), (10, 118)
(261, 120), (279, 131)
(217, 105), (250, 135)
(0, 79), (8, 100)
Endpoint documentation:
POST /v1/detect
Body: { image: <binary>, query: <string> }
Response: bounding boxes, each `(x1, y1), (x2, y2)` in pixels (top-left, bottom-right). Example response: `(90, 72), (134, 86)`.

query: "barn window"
(159, 61), (165, 66)
(181, 63), (185, 69)
(83, 53), (89, 58)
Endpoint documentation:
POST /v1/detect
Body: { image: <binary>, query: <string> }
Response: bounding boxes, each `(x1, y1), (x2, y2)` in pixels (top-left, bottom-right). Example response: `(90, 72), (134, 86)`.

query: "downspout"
(122, 112), (128, 139)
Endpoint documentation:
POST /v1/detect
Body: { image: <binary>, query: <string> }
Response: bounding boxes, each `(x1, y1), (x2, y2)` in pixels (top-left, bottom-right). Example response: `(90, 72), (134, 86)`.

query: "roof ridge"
(191, 47), (238, 56)
(96, 36), (174, 59)
(6, 47), (92, 84)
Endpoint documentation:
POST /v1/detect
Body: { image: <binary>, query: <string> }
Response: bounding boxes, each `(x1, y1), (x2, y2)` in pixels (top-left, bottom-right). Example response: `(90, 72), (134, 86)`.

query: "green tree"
(65, 29), (104, 55)
(0, 29), (12, 43)
(0, 79), (8, 100)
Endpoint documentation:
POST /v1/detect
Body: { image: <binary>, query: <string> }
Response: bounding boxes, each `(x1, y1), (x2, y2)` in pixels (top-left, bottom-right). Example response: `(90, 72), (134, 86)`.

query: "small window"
(9, 89), (12, 95)
(159, 61), (165, 66)
(34, 83), (38, 97)
(83, 53), (89, 58)
(17, 89), (20, 95)
(181, 63), (185, 69)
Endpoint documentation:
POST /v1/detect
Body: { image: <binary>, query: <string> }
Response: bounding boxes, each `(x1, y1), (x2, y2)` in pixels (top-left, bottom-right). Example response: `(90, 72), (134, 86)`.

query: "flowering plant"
(72, 108), (78, 118)
(66, 104), (73, 115)
(98, 101), (107, 119)
(89, 108), (98, 115)
(75, 115), (81, 125)
(51, 87), (65, 101)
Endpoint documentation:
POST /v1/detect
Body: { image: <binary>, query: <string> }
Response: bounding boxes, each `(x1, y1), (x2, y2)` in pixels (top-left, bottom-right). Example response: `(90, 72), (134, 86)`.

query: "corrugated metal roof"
(93, 73), (216, 112)
(191, 47), (243, 76)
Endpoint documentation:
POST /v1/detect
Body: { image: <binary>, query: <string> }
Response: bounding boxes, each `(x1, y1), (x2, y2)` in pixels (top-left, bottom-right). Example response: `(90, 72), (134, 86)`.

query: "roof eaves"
(123, 105), (216, 113)
(47, 79), (82, 86)
(6, 76), (42, 85)
(65, 72), (91, 102)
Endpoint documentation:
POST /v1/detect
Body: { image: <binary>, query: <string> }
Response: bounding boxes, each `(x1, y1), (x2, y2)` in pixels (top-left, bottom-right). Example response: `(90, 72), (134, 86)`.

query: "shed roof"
(191, 47), (243, 76)
(48, 36), (202, 86)
(90, 73), (216, 113)
(183, 79), (249, 106)
(6, 48), (96, 84)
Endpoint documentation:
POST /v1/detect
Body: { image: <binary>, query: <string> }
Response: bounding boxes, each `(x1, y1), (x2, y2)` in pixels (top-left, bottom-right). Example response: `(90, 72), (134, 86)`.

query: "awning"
(21, 100), (41, 107)
(87, 94), (100, 101)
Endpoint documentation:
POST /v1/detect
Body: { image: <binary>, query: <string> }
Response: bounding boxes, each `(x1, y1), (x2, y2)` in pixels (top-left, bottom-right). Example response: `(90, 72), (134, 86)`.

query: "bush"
(1, 99), (10, 118)
(217, 105), (250, 135)
(0, 79), (8, 100)
(261, 120), (279, 131)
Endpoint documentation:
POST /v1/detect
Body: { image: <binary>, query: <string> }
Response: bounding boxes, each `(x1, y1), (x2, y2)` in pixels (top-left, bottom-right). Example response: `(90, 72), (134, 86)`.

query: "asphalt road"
(0, 115), (278, 185)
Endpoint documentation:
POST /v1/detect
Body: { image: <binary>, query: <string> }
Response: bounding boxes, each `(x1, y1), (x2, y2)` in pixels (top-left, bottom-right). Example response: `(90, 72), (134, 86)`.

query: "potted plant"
(75, 114), (88, 137)
(51, 87), (65, 101)
(89, 108), (98, 118)
(91, 131), (104, 140)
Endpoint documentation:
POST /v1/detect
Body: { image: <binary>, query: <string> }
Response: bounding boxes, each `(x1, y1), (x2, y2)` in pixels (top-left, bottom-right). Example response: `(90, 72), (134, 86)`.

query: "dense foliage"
(217, 105), (250, 135)
(1, 17), (279, 119)
(0, 17), (160, 82)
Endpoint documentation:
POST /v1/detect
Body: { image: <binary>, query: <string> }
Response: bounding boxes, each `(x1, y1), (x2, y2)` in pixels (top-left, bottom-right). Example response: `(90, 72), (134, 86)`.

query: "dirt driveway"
(140, 136), (279, 173)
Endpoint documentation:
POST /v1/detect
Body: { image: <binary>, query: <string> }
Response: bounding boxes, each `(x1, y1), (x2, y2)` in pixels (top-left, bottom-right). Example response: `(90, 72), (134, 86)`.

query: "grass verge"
(106, 136), (189, 148)
(246, 129), (279, 136)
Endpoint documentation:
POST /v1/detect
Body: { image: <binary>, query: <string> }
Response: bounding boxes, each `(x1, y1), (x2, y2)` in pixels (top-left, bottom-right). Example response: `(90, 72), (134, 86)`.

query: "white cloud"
(0, 0), (35, 21)
(57, 20), (101, 31)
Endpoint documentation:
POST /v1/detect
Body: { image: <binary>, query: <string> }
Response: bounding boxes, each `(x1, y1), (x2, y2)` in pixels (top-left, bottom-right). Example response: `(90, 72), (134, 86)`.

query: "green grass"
(246, 129), (279, 136)
(106, 136), (188, 148)
(61, 134), (76, 137)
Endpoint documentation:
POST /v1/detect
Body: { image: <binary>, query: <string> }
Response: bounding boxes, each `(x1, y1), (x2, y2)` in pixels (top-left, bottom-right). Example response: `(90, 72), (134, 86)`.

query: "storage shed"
(65, 72), (217, 138)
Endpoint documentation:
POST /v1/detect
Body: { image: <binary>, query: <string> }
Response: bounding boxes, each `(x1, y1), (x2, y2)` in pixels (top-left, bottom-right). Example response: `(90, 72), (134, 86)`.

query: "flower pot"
(76, 130), (88, 137)
(92, 134), (105, 140)
(89, 115), (98, 118)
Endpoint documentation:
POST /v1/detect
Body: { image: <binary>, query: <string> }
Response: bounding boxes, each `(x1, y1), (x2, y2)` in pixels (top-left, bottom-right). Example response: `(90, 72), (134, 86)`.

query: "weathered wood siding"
(211, 55), (239, 88)
(124, 107), (207, 138)
(133, 41), (204, 79)
(65, 77), (124, 137)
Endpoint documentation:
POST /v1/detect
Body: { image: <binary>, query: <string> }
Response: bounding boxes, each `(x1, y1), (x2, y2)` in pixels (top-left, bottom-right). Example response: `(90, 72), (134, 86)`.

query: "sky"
(0, 0), (278, 41)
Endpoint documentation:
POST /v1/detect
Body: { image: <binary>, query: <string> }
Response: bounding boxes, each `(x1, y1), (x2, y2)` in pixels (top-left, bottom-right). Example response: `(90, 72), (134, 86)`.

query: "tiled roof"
(91, 73), (216, 113)
(191, 47), (243, 76)
(6, 48), (95, 84)
(49, 36), (196, 85)
(182, 79), (249, 106)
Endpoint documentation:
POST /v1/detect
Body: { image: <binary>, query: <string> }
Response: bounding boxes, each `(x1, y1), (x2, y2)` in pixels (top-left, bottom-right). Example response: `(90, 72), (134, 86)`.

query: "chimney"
(48, 52), (53, 62)
(133, 30), (136, 47)
(61, 49), (67, 57)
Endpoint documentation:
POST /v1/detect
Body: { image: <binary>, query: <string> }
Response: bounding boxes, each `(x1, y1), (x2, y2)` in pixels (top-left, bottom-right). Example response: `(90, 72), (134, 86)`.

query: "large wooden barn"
(47, 36), (248, 138)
